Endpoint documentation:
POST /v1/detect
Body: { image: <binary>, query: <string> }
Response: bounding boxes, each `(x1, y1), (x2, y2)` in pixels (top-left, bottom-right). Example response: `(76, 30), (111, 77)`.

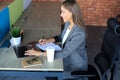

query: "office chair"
(69, 16), (120, 80)
(94, 17), (120, 80)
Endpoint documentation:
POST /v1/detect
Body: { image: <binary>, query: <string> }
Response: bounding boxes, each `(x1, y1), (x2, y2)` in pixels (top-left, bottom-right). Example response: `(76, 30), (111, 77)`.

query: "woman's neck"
(68, 21), (74, 30)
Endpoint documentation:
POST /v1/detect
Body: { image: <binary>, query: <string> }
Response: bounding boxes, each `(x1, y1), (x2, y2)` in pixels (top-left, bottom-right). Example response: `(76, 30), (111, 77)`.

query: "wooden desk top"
(0, 47), (63, 71)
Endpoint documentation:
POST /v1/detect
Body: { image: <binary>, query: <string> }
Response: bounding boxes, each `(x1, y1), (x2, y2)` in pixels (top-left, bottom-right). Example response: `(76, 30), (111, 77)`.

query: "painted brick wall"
(1, 0), (120, 26)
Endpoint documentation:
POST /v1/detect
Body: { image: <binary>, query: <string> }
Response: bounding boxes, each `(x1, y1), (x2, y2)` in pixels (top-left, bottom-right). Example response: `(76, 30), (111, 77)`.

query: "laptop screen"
(13, 46), (28, 58)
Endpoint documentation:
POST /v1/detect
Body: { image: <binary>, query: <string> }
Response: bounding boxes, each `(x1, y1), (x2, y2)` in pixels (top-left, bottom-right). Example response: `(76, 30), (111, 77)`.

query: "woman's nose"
(60, 13), (62, 17)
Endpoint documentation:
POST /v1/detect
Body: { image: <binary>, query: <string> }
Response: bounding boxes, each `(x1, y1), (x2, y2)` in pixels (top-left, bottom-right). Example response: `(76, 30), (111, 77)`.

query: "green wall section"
(8, 0), (23, 27)
(0, 0), (32, 47)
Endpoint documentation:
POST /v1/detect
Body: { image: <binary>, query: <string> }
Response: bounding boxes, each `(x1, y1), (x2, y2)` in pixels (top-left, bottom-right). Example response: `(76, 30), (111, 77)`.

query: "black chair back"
(94, 16), (120, 80)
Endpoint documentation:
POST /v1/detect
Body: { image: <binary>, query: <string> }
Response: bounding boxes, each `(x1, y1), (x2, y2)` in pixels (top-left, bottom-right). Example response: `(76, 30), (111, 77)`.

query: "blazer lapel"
(62, 25), (76, 47)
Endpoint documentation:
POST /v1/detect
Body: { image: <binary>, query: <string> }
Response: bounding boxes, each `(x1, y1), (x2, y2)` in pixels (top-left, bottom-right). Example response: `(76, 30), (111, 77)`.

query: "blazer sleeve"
(53, 35), (62, 42)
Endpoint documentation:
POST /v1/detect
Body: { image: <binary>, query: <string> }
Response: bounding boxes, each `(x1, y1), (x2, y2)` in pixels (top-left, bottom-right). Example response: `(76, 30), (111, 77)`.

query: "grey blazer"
(54, 22), (88, 72)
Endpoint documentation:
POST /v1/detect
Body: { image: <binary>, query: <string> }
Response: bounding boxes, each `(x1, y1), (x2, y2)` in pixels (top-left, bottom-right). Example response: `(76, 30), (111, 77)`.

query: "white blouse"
(62, 29), (71, 45)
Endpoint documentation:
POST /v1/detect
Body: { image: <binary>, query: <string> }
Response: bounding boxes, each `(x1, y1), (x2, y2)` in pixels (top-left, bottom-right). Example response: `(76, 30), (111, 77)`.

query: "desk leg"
(58, 76), (63, 80)
(45, 72), (63, 80)
(57, 73), (63, 80)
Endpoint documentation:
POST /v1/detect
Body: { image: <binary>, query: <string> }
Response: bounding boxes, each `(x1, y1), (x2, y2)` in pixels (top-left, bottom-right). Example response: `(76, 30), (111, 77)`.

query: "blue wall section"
(0, 7), (10, 42)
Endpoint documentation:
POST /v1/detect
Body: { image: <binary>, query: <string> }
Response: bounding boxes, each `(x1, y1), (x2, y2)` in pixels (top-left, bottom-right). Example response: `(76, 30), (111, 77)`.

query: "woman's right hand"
(39, 39), (46, 45)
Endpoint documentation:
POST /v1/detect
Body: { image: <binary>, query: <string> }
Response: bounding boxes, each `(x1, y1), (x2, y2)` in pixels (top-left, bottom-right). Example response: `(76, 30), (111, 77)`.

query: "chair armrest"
(71, 70), (97, 77)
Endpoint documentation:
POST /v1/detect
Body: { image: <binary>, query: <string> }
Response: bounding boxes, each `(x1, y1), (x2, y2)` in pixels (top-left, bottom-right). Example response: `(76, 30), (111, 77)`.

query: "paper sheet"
(36, 43), (62, 51)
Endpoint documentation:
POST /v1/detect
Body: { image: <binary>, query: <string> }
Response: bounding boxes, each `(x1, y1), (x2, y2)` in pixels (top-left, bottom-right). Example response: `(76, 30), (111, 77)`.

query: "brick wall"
(1, 0), (120, 26)
(77, 0), (120, 26)
(32, 0), (120, 26)
(0, 0), (13, 1)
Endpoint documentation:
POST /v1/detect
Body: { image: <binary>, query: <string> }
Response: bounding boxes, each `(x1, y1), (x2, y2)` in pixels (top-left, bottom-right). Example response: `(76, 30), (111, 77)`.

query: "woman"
(25, 0), (88, 80)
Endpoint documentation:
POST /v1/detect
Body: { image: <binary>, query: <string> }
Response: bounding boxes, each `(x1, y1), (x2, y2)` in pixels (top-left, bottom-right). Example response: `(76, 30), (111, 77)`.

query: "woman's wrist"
(40, 52), (44, 56)
(40, 52), (47, 56)
(50, 38), (55, 42)
(47, 38), (55, 43)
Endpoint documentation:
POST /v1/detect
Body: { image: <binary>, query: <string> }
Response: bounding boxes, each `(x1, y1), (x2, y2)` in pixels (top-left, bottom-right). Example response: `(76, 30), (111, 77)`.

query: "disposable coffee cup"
(46, 46), (55, 62)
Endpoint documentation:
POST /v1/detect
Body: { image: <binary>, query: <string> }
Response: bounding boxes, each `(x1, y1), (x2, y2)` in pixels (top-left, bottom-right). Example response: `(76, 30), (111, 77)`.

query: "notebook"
(35, 42), (62, 51)
(21, 57), (42, 68)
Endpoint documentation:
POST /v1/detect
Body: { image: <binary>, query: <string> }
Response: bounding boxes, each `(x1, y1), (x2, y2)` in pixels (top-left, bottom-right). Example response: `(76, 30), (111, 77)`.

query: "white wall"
(23, 0), (32, 10)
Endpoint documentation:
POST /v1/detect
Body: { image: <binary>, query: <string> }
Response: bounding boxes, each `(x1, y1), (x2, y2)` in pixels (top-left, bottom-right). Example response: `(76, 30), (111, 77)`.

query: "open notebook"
(35, 42), (62, 51)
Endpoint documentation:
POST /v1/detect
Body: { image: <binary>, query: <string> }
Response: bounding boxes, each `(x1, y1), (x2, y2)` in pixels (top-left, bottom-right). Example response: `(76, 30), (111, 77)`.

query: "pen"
(38, 36), (45, 44)
(41, 36), (45, 42)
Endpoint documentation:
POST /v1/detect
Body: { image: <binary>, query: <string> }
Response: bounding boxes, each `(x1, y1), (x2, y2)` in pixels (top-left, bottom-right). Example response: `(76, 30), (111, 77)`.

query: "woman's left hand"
(25, 49), (41, 56)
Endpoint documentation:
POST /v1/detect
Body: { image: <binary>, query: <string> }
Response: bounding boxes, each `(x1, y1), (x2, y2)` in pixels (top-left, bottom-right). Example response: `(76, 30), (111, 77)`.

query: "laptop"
(13, 44), (41, 58)
(13, 46), (28, 58)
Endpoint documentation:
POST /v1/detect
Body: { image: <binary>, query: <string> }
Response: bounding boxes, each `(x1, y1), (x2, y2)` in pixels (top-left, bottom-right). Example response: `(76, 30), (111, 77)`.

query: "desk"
(0, 47), (63, 80)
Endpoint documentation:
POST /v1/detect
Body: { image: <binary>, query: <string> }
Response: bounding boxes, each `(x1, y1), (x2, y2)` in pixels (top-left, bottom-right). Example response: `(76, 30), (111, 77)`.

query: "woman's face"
(60, 5), (73, 23)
